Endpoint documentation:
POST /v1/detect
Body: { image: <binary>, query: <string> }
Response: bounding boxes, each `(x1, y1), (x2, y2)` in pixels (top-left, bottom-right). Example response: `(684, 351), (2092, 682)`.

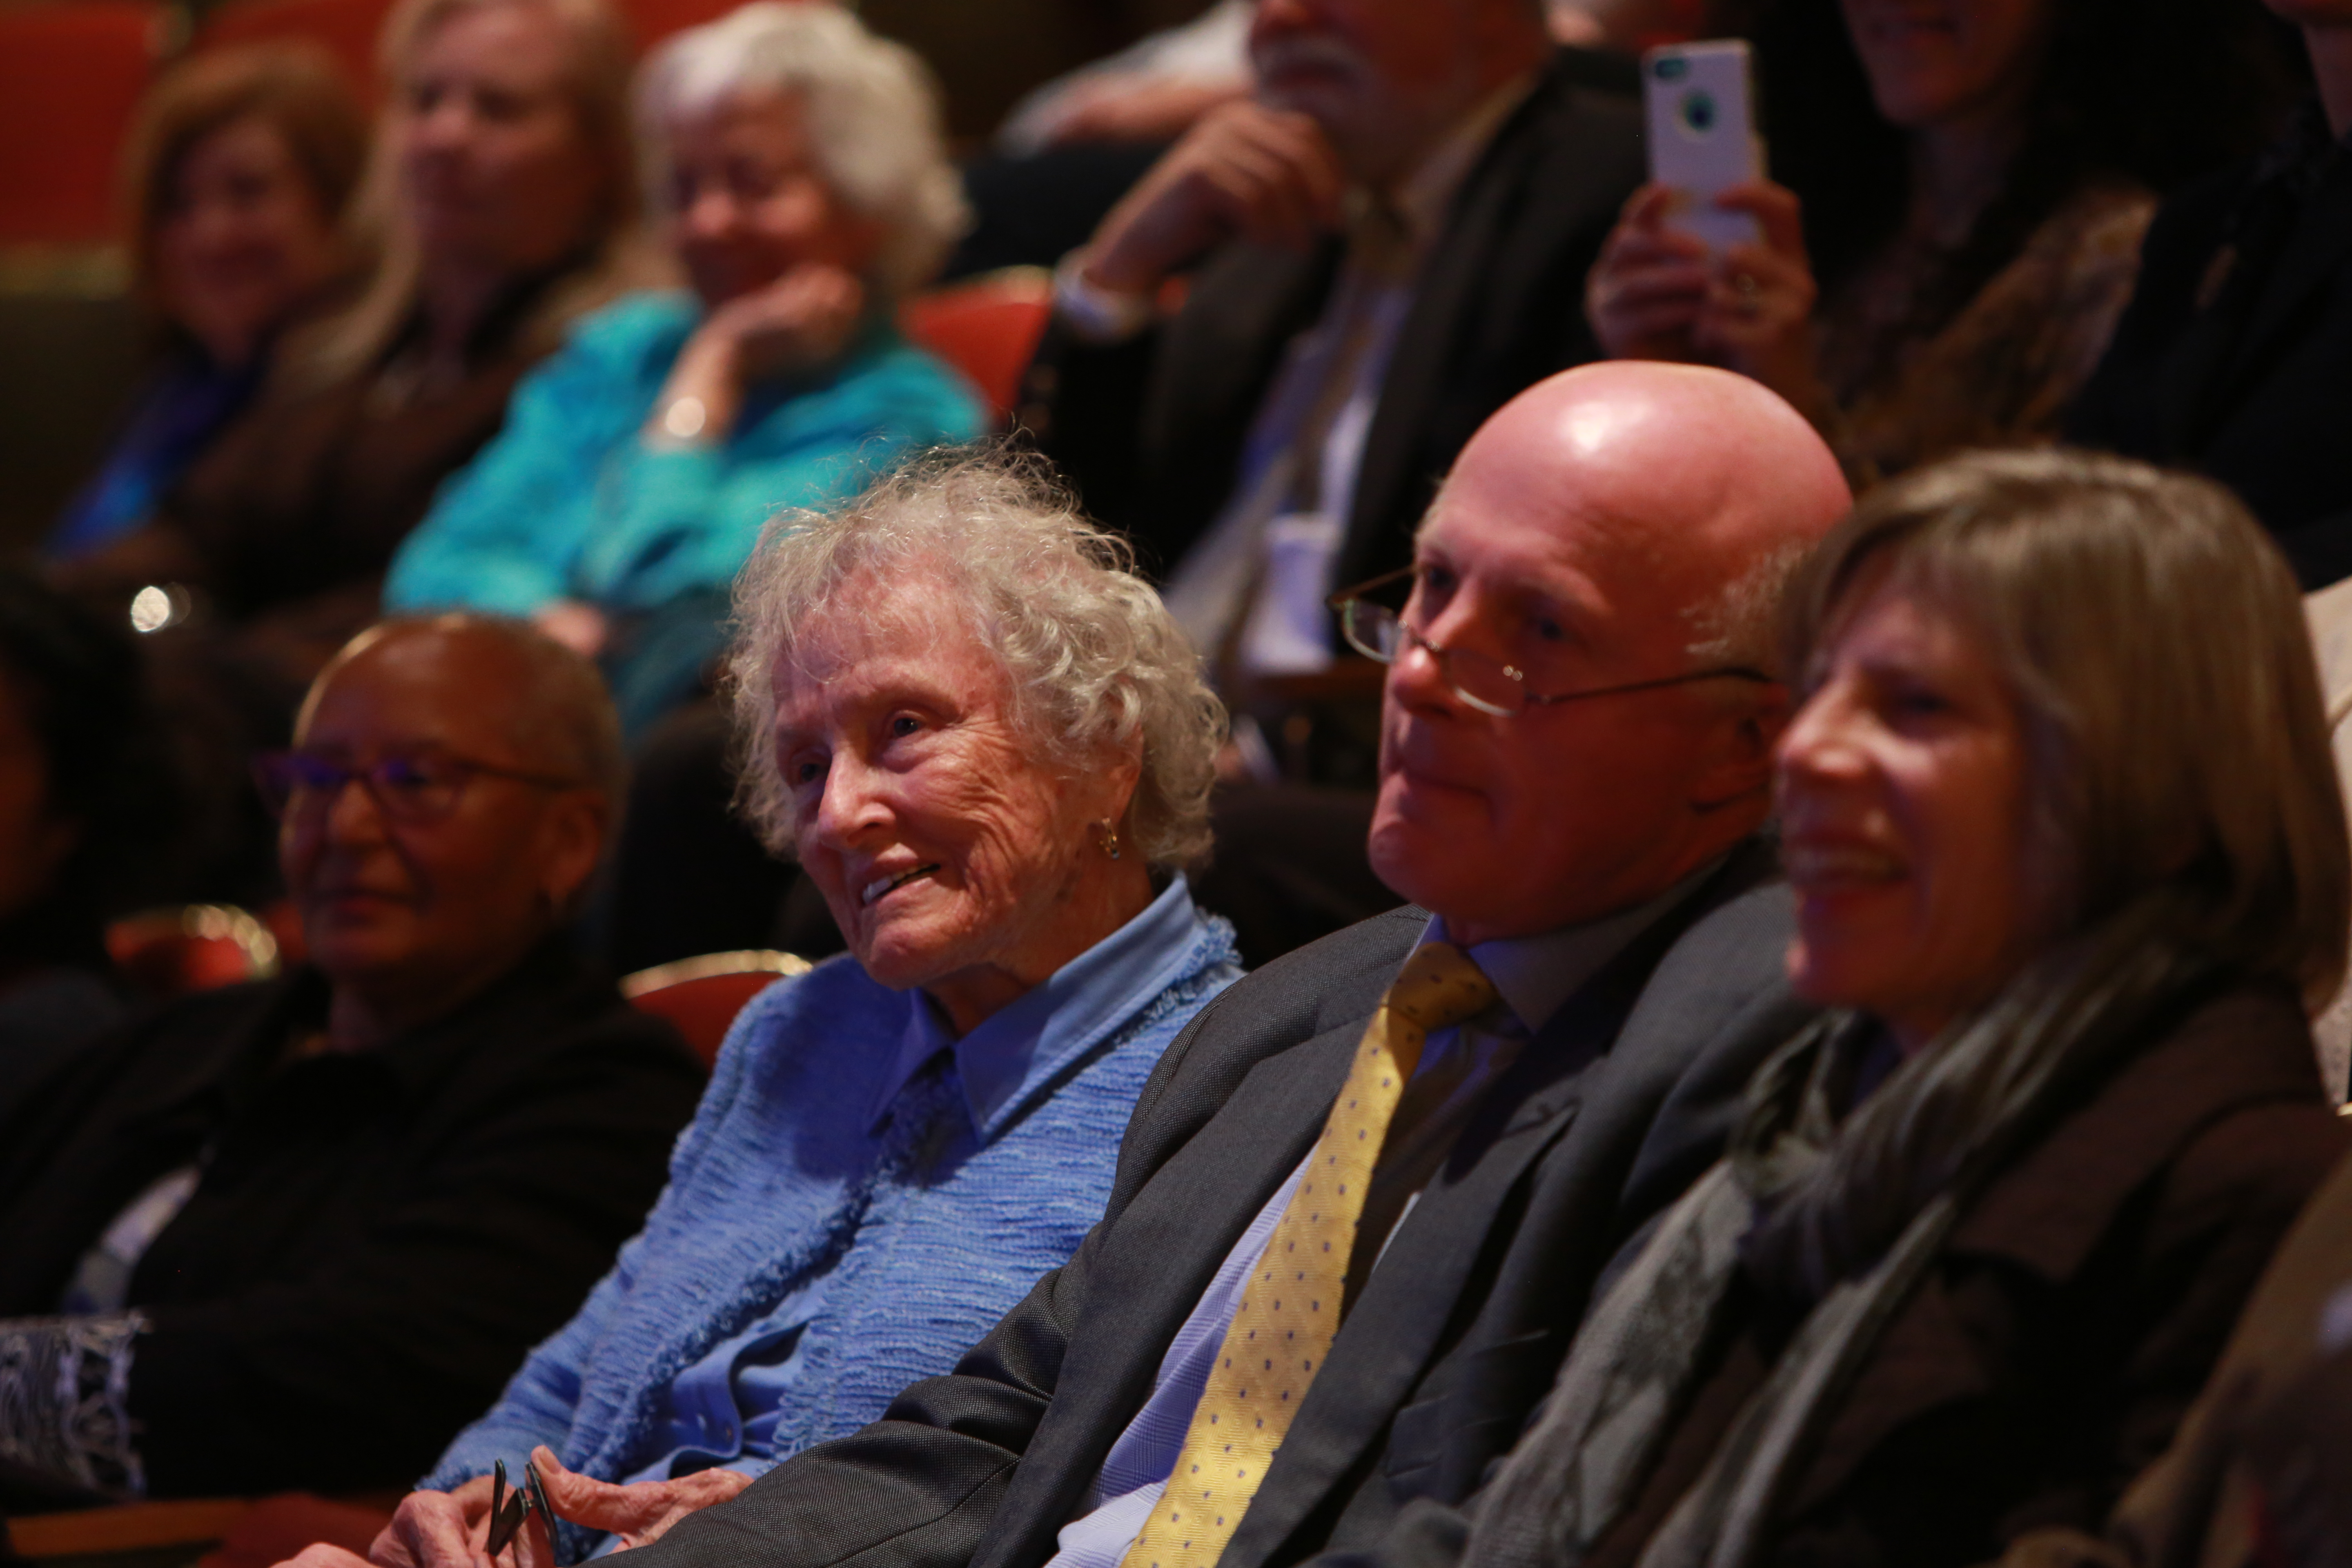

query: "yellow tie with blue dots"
(1118, 941), (1499, 1568)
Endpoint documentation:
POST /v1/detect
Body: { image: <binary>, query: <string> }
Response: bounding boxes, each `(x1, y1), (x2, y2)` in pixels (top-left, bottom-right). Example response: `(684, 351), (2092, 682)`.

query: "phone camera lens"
(1680, 90), (1717, 134)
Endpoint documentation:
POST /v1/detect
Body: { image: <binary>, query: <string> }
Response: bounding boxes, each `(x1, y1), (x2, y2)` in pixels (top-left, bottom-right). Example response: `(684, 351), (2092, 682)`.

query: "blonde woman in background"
(60, 0), (664, 708)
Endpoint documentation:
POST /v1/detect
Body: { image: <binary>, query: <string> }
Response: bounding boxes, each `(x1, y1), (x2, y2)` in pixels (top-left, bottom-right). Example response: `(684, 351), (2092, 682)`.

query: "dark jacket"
(1034, 47), (1644, 588)
(0, 942), (706, 1497)
(623, 840), (1817, 1568)
(1577, 981), (2348, 1568)
(2068, 109), (2352, 589)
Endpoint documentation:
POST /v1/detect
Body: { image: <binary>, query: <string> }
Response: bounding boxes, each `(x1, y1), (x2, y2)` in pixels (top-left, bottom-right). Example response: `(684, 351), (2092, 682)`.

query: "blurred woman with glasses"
(0, 617), (703, 1504)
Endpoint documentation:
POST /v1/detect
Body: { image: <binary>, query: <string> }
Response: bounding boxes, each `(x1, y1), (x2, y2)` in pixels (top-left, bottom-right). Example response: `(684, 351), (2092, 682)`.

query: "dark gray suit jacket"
(1033, 47), (1645, 589)
(628, 844), (1813, 1568)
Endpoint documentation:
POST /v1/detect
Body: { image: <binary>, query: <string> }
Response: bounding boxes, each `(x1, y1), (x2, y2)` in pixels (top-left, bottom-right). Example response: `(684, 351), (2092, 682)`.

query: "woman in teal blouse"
(384, 1), (985, 734)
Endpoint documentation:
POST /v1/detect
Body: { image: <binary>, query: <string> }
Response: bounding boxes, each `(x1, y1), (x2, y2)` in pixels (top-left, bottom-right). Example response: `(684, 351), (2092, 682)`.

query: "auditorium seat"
(899, 266), (1054, 428)
(622, 948), (810, 1068)
(105, 904), (283, 998)
(0, 1), (168, 246)
(195, 0), (399, 103)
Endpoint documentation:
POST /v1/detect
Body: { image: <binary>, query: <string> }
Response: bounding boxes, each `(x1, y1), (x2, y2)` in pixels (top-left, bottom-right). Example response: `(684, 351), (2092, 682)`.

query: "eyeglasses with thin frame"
(1326, 566), (1780, 718)
(252, 749), (586, 824)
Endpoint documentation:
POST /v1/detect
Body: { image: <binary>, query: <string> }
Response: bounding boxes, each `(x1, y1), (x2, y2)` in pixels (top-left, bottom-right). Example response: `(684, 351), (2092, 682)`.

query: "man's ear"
(1689, 684), (1791, 811)
(539, 792), (611, 913)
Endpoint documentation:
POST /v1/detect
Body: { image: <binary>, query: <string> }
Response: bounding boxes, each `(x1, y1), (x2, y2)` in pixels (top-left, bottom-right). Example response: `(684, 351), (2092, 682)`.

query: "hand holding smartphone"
(1642, 40), (1763, 257)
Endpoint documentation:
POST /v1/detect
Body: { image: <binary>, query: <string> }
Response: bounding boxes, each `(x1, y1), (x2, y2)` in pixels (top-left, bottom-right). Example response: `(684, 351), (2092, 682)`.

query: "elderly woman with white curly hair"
(281, 454), (1243, 1568)
(381, 0), (985, 734)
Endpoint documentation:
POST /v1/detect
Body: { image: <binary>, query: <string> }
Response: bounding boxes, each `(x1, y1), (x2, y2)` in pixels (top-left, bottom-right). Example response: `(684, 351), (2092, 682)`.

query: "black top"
(2069, 102), (2352, 588)
(0, 941), (706, 1496)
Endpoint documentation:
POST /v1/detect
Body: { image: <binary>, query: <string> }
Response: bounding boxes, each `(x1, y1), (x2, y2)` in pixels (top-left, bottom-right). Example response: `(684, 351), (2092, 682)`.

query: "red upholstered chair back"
(194, 0), (399, 105)
(105, 905), (283, 998)
(0, 1), (169, 245)
(898, 267), (1054, 428)
(622, 949), (812, 1069)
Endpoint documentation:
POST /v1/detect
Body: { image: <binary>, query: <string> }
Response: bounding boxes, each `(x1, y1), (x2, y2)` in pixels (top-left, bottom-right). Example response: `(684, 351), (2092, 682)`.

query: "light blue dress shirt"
(1045, 874), (1713, 1568)
(616, 876), (1220, 1491)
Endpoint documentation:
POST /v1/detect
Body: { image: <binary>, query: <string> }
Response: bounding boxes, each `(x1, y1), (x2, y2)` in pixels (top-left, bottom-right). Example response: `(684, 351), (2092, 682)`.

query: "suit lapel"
(1220, 850), (1778, 1568)
(981, 1009), (1383, 1568)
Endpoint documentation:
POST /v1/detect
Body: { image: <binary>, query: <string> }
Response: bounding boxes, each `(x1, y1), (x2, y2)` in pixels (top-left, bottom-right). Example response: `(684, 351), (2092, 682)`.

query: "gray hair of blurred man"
(308, 614), (628, 808)
(728, 448), (1228, 869)
(635, 1), (971, 304)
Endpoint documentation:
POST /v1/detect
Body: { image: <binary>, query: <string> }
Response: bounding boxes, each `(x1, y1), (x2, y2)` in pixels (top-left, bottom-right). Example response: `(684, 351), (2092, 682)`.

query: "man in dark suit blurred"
(1032, 0), (1646, 966)
(1035, 0), (1642, 708)
(347, 366), (1849, 1568)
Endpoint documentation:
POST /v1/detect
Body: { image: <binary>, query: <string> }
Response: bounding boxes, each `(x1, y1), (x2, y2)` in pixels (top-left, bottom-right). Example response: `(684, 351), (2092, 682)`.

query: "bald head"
(1432, 363), (1851, 667)
(303, 616), (624, 802)
(283, 615), (622, 1040)
(1367, 363), (1849, 945)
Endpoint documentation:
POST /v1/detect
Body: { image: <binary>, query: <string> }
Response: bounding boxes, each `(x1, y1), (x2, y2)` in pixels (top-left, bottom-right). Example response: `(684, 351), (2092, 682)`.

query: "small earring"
(1096, 823), (1122, 860)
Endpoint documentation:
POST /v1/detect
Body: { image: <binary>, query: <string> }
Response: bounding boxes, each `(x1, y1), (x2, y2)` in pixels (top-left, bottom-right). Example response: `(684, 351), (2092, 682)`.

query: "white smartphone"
(1642, 40), (1764, 256)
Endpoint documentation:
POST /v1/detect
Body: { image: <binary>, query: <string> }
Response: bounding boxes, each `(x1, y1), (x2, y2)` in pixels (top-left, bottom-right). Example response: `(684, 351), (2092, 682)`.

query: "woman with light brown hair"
(58, 0), (664, 711)
(49, 44), (365, 559)
(1455, 449), (2351, 1568)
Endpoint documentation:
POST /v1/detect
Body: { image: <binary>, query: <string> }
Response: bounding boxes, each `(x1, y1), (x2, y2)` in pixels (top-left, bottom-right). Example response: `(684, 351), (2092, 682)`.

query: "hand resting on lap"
(276, 1447), (752, 1568)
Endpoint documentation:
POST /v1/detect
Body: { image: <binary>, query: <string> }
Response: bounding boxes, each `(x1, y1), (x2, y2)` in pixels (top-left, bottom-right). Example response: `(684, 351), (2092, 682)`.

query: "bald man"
(0, 617), (703, 1502)
(585, 364), (1848, 1568)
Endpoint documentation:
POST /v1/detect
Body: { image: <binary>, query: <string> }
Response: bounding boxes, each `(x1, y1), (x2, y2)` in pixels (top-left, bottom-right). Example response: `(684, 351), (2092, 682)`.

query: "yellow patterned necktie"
(1119, 942), (1500, 1568)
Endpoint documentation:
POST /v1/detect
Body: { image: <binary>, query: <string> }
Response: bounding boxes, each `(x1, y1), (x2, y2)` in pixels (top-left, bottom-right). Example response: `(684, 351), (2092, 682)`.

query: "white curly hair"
(728, 448), (1227, 868)
(635, 1), (969, 303)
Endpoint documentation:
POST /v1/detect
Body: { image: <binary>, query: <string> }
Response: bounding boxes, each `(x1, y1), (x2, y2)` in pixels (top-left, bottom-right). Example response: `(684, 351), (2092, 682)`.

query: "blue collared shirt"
(1046, 870), (1714, 1568)
(617, 876), (1217, 1492)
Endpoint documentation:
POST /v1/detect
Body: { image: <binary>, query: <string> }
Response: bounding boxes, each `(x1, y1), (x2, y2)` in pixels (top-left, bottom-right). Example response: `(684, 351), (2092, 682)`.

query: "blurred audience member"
(288, 454), (1239, 1568)
(2071, 0), (2352, 588)
(0, 617), (703, 1502)
(1455, 450), (2349, 1568)
(384, 2), (984, 737)
(1588, 0), (2292, 486)
(60, 0), (664, 710)
(1026, 0), (1645, 966)
(1039, 0), (1641, 690)
(0, 574), (177, 1125)
(50, 46), (367, 561)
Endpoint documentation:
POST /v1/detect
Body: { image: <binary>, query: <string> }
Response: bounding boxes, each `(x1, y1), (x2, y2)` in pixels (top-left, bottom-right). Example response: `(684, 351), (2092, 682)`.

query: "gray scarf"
(1460, 892), (2223, 1568)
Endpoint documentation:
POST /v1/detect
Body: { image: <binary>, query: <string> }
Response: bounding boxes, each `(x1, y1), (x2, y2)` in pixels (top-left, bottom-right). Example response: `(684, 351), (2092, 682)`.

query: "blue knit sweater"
(425, 883), (1238, 1504)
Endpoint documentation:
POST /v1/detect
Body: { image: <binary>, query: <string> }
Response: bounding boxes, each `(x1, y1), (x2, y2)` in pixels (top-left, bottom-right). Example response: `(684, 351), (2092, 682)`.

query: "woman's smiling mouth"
(861, 864), (941, 907)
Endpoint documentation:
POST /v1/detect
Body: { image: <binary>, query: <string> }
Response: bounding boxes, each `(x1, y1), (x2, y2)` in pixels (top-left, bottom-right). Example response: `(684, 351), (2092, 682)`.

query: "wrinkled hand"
(363, 1473), (496, 1568)
(530, 1446), (754, 1552)
(1080, 100), (1345, 295)
(652, 262), (867, 445)
(698, 262), (868, 386)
